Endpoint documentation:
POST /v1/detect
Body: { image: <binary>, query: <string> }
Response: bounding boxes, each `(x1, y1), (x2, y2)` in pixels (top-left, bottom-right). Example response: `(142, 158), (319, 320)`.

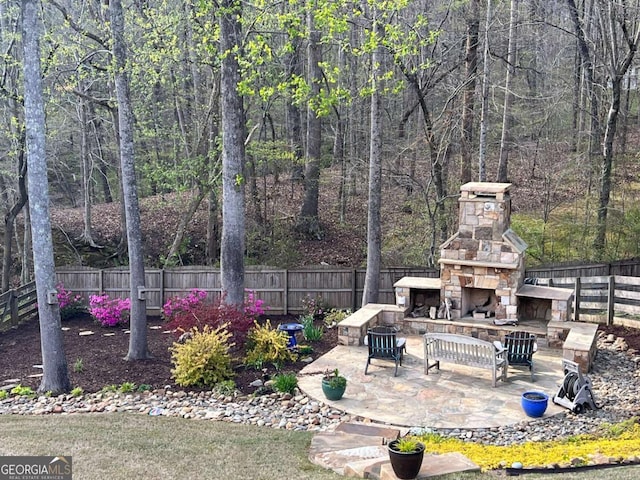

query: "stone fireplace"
(439, 182), (527, 325)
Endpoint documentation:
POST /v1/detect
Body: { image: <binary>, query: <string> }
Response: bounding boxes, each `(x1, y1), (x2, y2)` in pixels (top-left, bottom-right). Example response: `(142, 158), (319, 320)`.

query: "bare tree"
(460, 0), (480, 184)
(497, 0), (518, 183)
(220, 0), (246, 305)
(109, 0), (149, 360)
(362, 10), (383, 306)
(22, 0), (70, 393)
(297, 1), (323, 240)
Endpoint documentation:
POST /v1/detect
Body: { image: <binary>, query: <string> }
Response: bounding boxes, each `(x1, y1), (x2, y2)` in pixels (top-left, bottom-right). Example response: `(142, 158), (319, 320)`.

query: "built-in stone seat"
(548, 321), (599, 372)
(337, 304), (404, 346)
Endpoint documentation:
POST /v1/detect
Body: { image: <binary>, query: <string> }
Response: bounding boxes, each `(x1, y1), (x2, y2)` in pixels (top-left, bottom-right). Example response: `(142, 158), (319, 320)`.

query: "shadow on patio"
(298, 335), (566, 429)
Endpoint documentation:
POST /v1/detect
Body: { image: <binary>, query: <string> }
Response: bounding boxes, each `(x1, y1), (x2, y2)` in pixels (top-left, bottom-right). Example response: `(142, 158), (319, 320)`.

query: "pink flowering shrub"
(56, 283), (86, 320)
(89, 294), (131, 327)
(162, 289), (207, 321)
(165, 291), (269, 350)
(244, 290), (267, 319)
(300, 294), (328, 318)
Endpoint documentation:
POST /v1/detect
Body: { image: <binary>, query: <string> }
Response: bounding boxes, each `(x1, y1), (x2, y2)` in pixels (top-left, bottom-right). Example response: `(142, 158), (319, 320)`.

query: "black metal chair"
(502, 331), (537, 381)
(364, 325), (407, 377)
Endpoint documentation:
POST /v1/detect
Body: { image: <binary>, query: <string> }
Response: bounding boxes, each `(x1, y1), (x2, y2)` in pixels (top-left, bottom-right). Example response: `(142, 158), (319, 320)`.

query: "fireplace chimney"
(439, 182), (527, 325)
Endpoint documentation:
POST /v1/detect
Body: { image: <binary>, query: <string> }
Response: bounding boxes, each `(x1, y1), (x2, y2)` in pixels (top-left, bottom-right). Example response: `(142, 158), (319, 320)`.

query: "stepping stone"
(79, 331), (94, 336)
(314, 444), (388, 476)
(3, 378), (20, 383)
(343, 457), (389, 478)
(335, 422), (401, 441)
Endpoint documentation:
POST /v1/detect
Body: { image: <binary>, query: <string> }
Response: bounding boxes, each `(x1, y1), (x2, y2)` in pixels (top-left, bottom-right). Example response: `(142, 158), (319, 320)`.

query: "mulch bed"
(0, 314), (338, 394)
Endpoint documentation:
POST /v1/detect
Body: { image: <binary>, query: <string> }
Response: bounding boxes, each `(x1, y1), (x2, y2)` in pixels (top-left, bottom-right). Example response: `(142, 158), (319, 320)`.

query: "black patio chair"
(501, 331), (537, 381)
(364, 325), (407, 377)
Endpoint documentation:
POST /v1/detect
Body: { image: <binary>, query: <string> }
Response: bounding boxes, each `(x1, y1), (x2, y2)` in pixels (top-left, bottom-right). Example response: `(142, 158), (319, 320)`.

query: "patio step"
(310, 422), (481, 479)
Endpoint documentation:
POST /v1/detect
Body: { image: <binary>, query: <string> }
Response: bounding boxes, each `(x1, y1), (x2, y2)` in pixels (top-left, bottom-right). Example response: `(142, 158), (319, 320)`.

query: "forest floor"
(1, 313), (640, 395)
(0, 313), (337, 394)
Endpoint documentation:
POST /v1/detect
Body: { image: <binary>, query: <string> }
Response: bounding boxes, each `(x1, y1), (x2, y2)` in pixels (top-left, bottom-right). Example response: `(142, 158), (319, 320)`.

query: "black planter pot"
(388, 440), (425, 479)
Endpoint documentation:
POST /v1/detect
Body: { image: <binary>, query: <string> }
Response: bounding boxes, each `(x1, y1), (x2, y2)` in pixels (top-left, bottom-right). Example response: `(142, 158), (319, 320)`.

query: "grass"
(0, 414), (639, 479)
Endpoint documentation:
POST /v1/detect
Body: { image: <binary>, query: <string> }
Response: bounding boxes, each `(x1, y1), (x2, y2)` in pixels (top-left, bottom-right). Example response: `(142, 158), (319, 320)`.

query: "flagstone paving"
(298, 335), (565, 429)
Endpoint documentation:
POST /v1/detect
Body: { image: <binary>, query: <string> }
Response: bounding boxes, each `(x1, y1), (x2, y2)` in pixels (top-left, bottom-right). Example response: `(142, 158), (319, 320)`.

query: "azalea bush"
(162, 288), (207, 321)
(165, 293), (265, 349)
(244, 289), (267, 318)
(56, 283), (86, 320)
(89, 294), (131, 327)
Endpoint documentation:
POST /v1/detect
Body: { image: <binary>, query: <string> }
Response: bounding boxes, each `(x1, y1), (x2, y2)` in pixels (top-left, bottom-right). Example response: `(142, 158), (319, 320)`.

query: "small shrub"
(300, 294), (328, 318)
(170, 325), (235, 388)
(213, 380), (237, 396)
(0, 390), (8, 400)
(137, 384), (152, 392)
(119, 382), (136, 393)
(165, 296), (255, 349)
(73, 358), (84, 373)
(100, 384), (118, 393)
(10, 385), (35, 397)
(297, 344), (313, 355)
(324, 308), (351, 327)
(89, 294), (131, 327)
(70, 387), (84, 397)
(162, 288), (207, 322)
(244, 320), (297, 370)
(56, 283), (87, 320)
(300, 314), (323, 342)
(273, 372), (298, 394)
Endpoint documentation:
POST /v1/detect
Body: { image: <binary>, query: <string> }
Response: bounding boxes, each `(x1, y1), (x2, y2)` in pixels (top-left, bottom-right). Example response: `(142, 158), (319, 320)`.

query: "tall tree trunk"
(478, 0), (492, 182)
(297, 1), (323, 240)
(206, 188), (220, 266)
(460, 0), (479, 184)
(78, 95), (98, 246)
(109, 0), (149, 360)
(220, 0), (246, 305)
(362, 13), (383, 307)
(497, 0), (518, 183)
(22, 0), (70, 394)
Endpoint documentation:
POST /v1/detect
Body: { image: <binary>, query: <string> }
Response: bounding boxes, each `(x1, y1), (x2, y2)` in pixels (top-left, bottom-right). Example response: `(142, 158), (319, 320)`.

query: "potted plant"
(321, 368), (347, 400)
(387, 436), (425, 479)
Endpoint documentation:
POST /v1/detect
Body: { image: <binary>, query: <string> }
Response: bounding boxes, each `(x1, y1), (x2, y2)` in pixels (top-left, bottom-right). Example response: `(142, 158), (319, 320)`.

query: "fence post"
(574, 277), (581, 322)
(607, 275), (615, 326)
(352, 269), (358, 311)
(284, 269), (288, 315)
(9, 289), (18, 326)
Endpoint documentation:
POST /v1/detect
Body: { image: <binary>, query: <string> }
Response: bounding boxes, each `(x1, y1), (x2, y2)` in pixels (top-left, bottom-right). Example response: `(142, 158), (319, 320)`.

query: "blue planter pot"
(521, 391), (548, 418)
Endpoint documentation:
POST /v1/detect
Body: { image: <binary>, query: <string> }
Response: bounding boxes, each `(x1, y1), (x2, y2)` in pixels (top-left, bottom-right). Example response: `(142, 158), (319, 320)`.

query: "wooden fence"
(0, 281), (37, 332)
(525, 258), (640, 278)
(530, 275), (640, 328)
(54, 266), (439, 315)
(4, 266), (640, 330)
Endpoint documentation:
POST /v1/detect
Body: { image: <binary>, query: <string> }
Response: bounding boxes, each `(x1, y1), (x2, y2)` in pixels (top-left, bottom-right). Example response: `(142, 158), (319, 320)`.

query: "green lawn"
(0, 414), (639, 479)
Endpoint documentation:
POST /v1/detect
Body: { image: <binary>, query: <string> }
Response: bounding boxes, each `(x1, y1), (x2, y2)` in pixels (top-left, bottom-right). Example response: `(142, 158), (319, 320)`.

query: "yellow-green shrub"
(170, 325), (235, 387)
(244, 320), (297, 369)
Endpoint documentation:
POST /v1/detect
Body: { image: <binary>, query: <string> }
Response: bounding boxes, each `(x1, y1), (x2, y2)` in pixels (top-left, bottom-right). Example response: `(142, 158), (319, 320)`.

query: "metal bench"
(364, 326), (407, 377)
(423, 333), (508, 387)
